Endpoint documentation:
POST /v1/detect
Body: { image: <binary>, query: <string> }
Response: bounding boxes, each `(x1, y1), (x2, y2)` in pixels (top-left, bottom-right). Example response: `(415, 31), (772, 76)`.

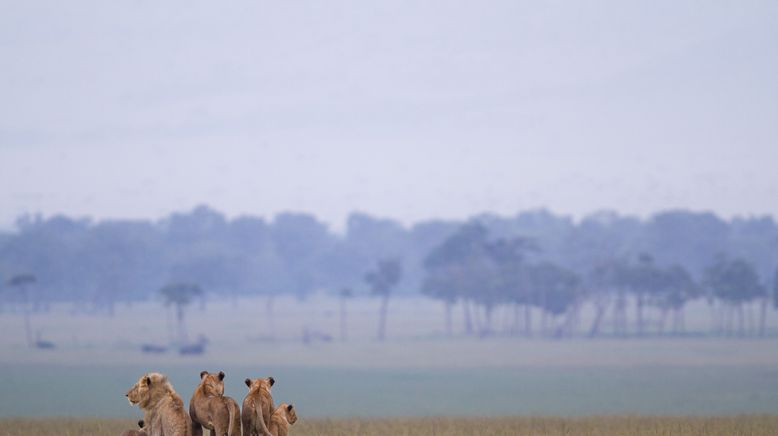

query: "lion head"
(199, 370), (225, 397)
(126, 372), (168, 409)
(244, 376), (274, 394)
(283, 403), (297, 425)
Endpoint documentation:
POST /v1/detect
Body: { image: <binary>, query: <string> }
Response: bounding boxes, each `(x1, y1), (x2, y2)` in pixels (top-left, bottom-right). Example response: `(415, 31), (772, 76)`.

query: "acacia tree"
(159, 282), (203, 344)
(365, 259), (402, 341)
(484, 237), (536, 336)
(7, 274), (36, 347)
(586, 258), (632, 337)
(627, 253), (666, 336)
(421, 273), (457, 337)
(530, 262), (580, 337)
(654, 264), (699, 335)
(338, 287), (353, 341)
(586, 260), (618, 338)
(422, 223), (490, 335)
(703, 257), (764, 336)
(773, 267), (778, 309)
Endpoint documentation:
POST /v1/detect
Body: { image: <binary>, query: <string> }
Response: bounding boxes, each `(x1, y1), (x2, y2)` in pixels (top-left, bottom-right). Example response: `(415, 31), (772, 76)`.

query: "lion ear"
(143, 376), (151, 386)
(137, 420), (144, 428)
(245, 378), (252, 387)
(287, 404), (294, 412)
(200, 371), (208, 379)
(218, 371), (225, 381)
(269, 377), (275, 386)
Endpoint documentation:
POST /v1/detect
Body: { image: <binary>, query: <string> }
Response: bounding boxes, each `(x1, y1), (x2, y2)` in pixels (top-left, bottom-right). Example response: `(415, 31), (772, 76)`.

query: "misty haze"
(1, 1), (778, 435)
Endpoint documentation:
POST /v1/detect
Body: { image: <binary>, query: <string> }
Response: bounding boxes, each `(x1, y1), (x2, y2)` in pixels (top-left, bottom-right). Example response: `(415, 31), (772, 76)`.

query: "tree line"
(1, 206), (777, 338)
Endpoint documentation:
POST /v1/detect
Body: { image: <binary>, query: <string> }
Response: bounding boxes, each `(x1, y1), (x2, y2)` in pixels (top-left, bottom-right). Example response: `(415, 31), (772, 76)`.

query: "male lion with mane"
(126, 372), (191, 436)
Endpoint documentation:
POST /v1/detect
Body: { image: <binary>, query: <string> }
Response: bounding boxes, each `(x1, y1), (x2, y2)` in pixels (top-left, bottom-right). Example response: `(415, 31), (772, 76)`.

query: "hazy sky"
(1, 1), (777, 230)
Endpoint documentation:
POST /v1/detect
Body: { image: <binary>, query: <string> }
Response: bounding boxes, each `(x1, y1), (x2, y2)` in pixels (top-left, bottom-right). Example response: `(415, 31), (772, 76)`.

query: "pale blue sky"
(1, 1), (777, 229)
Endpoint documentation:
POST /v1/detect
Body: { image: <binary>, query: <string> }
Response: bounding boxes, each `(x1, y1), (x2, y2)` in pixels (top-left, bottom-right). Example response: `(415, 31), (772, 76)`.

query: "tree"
(626, 253), (665, 336)
(654, 264), (699, 335)
(159, 282), (203, 345)
(529, 262), (579, 337)
(339, 287), (353, 341)
(485, 237), (537, 336)
(6, 273), (36, 347)
(423, 223), (490, 335)
(703, 256), (764, 336)
(365, 259), (402, 341)
(585, 258), (631, 337)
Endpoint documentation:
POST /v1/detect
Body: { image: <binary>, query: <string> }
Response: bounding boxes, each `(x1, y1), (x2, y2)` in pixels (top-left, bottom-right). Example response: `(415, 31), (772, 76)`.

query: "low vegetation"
(1, 416), (777, 436)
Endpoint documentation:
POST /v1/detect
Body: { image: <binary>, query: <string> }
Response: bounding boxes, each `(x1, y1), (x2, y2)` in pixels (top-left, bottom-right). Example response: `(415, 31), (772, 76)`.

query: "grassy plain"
(1, 416), (777, 436)
(2, 297), (777, 422)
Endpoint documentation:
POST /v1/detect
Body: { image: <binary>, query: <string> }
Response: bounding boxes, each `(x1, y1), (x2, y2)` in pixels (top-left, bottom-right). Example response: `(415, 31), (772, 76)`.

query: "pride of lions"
(123, 371), (297, 436)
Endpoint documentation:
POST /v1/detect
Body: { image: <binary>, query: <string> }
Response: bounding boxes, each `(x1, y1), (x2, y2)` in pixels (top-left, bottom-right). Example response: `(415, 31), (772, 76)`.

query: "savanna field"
(2, 299), (778, 435)
(1, 416), (777, 436)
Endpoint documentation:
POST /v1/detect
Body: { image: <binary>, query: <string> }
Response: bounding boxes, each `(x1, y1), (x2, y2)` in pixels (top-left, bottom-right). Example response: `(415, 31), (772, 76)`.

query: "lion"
(126, 372), (191, 436)
(189, 370), (241, 436)
(268, 403), (297, 436)
(241, 376), (275, 436)
(120, 419), (148, 436)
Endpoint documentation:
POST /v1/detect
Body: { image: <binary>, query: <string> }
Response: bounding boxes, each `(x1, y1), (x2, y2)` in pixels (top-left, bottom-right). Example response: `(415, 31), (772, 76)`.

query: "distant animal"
(242, 377), (275, 436)
(179, 336), (208, 355)
(120, 419), (148, 436)
(126, 372), (191, 436)
(34, 339), (55, 349)
(34, 331), (55, 349)
(189, 370), (241, 436)
(141, 344), (167, 354)
(268, 403), (297, 436)
(302, 327), (333, 345)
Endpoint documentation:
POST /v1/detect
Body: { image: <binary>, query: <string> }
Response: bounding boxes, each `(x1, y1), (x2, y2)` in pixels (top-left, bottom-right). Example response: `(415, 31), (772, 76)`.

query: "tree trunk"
(23, 302), (33, 348)
(19, 288), (33, 348)
(708, 300), (720, 335)
(445, 301), (453, 337)
(463, 299), (473, 335)
(524, 304), (532, 337)
(746, 302), (755, 335)
(512, 304), (520, 336)
(737, 303), (745, 336)
(589, 299), (607, 338)
(176, 303), (187, 344)
(658, 307), (668, 335)
(636, 293), (644, 336)
(483, 306), (493, 336)
(473, 303), (483, 333)
(678, 306), (686, 334)
(758, 297), (768, 337)
(266, 295), (276, 340)
(377, 295), (389, 341)
(340, 297), (347, 341)
(166, 305), (174, 343)
(671, 307), (681, 335)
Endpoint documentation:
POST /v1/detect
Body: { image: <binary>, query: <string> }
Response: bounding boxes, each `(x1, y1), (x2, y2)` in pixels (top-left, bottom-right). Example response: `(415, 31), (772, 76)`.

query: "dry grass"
(1, 416), (777, 436)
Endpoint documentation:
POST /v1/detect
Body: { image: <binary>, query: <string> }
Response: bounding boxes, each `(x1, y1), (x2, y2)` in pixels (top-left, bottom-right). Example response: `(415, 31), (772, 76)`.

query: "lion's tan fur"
(241, 377), (275, 436)
(120, 419), (148, 436)
(126, 372), (191, 436)
(189, 371), (240, 436)
(268, 403), (297, 436)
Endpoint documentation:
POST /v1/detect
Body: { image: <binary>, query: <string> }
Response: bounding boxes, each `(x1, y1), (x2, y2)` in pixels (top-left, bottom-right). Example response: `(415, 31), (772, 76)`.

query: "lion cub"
(241, 377), (275, 436)
(189, 370), (241, 436)
(268, 403), (297, 436)
(120, 419), (148, 436)
(126, 372), (191, 436)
